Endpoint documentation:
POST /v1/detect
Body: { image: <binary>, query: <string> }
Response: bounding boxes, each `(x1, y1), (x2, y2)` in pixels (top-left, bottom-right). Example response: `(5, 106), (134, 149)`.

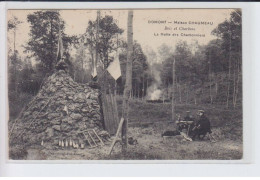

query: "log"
(83, 132), (93, 148)
(108, 117), (124, 155)
(87, 131), (97, 146)
(92, 129), (105, 146)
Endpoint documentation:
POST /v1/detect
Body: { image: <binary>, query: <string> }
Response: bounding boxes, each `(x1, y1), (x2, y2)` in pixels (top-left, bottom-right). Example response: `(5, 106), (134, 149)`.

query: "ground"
(27, 126), (242, 160)
(14, 98), (242, 160)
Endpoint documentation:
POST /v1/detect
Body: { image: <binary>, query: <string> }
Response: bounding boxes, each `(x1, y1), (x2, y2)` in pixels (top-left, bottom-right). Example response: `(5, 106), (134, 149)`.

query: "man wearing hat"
(192, 110), (212, 140)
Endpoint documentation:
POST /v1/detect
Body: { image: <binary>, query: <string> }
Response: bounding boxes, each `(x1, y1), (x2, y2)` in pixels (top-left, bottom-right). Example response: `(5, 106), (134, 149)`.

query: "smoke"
(147, 83), (162, 100)
(152, 66), (161, 85)
(145, 46), (163, 100)
(146, 65), (163, 100)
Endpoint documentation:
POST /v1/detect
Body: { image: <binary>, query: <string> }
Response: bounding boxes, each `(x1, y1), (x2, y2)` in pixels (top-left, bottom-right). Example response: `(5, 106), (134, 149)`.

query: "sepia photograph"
(7, 8), (242, 160)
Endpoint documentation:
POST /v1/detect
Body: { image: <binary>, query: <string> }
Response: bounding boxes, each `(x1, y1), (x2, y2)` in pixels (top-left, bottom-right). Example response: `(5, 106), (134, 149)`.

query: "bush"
(8, 91), (34, 119)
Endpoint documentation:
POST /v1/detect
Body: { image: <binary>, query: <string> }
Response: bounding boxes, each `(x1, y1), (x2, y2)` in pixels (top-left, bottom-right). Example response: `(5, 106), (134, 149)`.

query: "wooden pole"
(122, 10), (133, 153)
(172, 57), (176, 126)
(95, 10), (100, 74)
(108, 118), (125, 155)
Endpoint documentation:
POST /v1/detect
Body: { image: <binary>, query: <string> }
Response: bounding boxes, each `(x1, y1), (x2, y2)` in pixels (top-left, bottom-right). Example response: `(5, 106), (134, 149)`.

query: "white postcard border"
(0, 1), (259, 177)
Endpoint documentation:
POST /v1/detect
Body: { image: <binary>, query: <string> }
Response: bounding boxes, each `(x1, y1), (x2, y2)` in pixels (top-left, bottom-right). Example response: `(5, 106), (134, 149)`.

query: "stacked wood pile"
(10, 70), (107, 148)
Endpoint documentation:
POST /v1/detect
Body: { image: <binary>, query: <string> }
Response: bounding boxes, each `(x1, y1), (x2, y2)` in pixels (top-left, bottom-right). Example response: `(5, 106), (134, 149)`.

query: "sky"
(7, 9), (233, 61)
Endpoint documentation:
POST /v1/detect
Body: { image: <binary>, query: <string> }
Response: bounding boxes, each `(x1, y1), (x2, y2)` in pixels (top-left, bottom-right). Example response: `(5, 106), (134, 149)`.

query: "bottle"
(61, 140), (64, 147)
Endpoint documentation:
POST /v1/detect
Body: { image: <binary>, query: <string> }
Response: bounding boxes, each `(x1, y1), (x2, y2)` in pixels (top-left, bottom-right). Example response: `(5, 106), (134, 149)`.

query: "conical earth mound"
(10, 70), (104, 147)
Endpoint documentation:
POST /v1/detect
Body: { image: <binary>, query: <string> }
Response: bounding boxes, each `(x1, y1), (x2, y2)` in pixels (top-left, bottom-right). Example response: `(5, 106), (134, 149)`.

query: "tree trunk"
(179, 83), (182, 103)
(209, 52), (213, 104)
(185, 84), (188, 105)
(133, 82), (135, 98)
(232, 59), (237, 108)
(234, 57), (240, 107)
(13, 29), (17, 93)
(95, 10), (100, 72)
(215, 81), (218, 95)
(234, 67), (240, 107)
(209, 74), (213, 104)
(187, 86), (189, 104)
(103, 51), (110, 94)
(226, 23), (232, 108)
(114, 79), (117, 96)
(146, 78), (149, 99)
(122, 10), (133, 153)
(137, 83), (140, 99)
(81, 47), (85, 83)
(142, 73), (145, 101)
(50, 19), (55, 71)
(172, 57), (176, 126)
(135, 81), (138, 98)
(167, 79), (170, 99)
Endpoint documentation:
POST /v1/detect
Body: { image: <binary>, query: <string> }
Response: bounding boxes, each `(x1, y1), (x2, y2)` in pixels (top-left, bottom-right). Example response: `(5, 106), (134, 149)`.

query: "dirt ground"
(10, 100), (242, 160)
(24, 124), (242, 160)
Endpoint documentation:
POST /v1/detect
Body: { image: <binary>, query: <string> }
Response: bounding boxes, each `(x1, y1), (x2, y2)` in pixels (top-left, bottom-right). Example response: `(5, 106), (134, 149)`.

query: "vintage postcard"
(7, 9), (242, 160)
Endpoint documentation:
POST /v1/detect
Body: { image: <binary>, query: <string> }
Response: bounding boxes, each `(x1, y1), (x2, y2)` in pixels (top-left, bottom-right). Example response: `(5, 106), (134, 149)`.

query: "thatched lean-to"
(9, 70), (106, 148)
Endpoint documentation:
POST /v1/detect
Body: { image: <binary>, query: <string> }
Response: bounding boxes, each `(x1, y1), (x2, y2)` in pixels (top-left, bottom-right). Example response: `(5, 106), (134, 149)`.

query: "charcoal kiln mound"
(9, 70), (106, 150)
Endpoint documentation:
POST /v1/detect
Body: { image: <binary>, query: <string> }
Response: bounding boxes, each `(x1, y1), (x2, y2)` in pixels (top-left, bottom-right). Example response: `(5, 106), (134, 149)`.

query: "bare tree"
(122, 10), (133, 153)
(8, 16), (22, 92)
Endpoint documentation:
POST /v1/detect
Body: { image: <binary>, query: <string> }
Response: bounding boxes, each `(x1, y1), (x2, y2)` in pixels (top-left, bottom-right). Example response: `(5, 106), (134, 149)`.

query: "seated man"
(191, 110), (212, 140)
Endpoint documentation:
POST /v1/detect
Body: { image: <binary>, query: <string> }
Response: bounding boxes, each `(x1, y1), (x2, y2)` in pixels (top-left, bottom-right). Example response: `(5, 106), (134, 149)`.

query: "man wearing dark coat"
(192, 110), (212, 140)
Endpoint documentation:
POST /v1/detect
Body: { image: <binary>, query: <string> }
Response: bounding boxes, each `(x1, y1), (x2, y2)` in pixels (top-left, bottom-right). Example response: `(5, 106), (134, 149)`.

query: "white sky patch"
(7, 9), (233, 62)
